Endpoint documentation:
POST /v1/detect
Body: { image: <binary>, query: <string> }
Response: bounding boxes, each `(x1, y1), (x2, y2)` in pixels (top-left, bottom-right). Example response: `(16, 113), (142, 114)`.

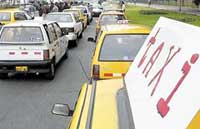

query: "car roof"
(63, 9), (80, 12)
(72, 5), (88, 9)
(101, 24), (151, 33)
(101, 11), (124, 15)
(3, 20), (55, 27)
(47, 12), (73, 15)
(0, 8), (24, 13)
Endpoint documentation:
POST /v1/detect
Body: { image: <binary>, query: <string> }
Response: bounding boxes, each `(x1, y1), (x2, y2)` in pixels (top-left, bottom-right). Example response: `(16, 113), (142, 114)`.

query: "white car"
(0, 20), (69, 80)
(71, 5), (93, 25)
(44, 12), (83, 46)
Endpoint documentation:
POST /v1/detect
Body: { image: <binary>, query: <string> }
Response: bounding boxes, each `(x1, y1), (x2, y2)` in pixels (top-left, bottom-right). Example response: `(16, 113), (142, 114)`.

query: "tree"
(193, 0), (200, 6)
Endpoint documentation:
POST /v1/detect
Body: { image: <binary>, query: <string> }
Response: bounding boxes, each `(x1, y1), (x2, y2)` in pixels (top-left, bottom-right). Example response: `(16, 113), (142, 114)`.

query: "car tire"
(87, 20), (90, 25)
(0, 73), (8, 79)
(79, 32), (83, 39)
(72, 39), (77, 47)
(63, 49), (68, 59)
(46, 61), (55, 80)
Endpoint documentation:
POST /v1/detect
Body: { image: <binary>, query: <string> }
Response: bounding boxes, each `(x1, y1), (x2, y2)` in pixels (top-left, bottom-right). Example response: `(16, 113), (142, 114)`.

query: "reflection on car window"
(14, 12), (27, 20)
(0, 27), (44, 43)
(44, 14), (73, 23)
(100, 15), (126, 25)
(99, 34), (148, 61)
(65, 11), (79, 16)
(0, 12), (11, 21)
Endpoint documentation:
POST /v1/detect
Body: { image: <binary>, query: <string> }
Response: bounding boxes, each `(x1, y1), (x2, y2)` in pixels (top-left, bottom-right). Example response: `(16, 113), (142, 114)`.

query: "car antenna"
(77, 55), (91, 83)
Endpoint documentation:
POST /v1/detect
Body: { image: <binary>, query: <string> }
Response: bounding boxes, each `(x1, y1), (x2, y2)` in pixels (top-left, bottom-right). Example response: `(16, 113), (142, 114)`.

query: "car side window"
(14, 12), (27, 20)
(52, 23), (62, 38)
(43, 24), (52, 43)
(73, 14), (79, 22)
(48, 24), (57, 41)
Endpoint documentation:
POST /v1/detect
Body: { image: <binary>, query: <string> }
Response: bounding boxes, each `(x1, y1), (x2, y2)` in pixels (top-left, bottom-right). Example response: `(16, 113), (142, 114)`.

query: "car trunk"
(99, 61), (132, 79)
(0, 44), (45, 61)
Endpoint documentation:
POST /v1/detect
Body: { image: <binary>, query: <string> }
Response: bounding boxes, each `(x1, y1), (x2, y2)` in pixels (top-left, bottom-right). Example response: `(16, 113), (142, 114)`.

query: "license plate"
(16, 66), (28, 72)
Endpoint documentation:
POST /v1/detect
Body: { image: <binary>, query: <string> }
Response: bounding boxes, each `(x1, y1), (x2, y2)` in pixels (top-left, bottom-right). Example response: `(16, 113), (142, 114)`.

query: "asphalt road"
(0, 19), (96, 129)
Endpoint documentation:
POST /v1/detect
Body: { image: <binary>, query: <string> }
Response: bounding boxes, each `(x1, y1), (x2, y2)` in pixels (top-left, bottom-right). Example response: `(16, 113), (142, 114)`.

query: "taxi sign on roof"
(125, 17), (200, 129)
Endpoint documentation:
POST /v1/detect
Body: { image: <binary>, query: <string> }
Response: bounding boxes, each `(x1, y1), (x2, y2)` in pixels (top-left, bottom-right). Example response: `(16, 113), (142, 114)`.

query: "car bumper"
(68, 33), (77, 41)
(92, 12), (101, 17)
(0, 60), (51, 74)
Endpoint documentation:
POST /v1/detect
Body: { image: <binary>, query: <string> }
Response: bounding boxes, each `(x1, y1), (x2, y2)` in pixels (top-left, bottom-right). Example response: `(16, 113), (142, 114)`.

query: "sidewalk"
(129, 3), (200, 16)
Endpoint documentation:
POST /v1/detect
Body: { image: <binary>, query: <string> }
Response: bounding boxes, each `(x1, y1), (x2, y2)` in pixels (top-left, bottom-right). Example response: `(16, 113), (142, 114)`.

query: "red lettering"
(157, 53), (199, 118)
(138, 28), (160, 68)
(148, 46), (181, 96)
(142, 42), (164, 78)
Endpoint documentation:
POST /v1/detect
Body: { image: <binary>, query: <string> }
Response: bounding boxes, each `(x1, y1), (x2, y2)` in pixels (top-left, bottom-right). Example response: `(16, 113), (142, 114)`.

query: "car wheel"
(87, 20), (90, 25)
(0, 73), (8, 79)
(46, 61), (55, 80)
(63, 49), (68, 59)
(72, 39), (77, 47)
(79, 32), (83, 39)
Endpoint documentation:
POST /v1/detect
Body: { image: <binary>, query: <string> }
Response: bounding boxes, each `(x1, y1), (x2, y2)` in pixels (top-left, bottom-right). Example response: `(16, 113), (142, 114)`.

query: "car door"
(46, 24), (60, 64)
(52, 23), (66, 58)
(73, 14), (82, 35)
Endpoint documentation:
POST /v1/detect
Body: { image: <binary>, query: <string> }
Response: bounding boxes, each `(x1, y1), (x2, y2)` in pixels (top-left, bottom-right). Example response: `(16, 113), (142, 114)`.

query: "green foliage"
(125, 5), (200, 28)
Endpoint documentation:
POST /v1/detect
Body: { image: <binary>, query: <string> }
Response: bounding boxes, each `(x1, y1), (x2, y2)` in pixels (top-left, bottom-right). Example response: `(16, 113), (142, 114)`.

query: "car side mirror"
(51, 103), (73, 116)
(88, 37), (96, 42)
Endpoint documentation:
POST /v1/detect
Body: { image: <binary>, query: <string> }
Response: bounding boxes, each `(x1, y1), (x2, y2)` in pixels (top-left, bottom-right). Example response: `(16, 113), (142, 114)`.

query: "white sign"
(125, 17), (200, 129)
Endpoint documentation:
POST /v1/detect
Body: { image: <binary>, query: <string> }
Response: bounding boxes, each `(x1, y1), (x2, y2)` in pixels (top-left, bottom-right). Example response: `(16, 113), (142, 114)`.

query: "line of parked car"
(50, 1), (153, 129)
(0, 2), (103, 80)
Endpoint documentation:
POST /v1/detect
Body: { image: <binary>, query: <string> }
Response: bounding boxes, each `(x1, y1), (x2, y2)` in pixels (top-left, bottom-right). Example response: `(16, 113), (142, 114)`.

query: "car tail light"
(92, 65), (100, 79)
(43, 50), (49, 60)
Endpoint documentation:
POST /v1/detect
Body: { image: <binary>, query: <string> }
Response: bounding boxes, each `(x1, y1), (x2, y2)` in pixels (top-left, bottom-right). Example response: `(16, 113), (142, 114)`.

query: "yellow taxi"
(52, 79), (200, 129)
(63, 9), (88, 29)
(52, 79), (133, 129)
(51, 17), (200, 129)
(95, 11), (126, 39)
(0, 8), (31, 25)
(90, 24), (150, 80)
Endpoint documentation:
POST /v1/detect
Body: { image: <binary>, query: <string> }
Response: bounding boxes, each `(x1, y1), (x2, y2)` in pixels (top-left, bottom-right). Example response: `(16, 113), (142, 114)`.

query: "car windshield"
(0, 12), (11, 21)
(99, 34), (148, 61)
(0, 27), (44, 43)
(44, 14), (73, 23)
(100, 15), (126, 25)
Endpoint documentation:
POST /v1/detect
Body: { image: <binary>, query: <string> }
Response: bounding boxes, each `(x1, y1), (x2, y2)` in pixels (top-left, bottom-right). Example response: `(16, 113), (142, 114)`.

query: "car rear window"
(44, 14), (73, 23)
(100, 14), (126, 25)
(99, 34), (148, 61)
(65, 11), (79, 16)
(73, 7), (87, 13)
(0, 27), (44, 43)
(0, 12), (11, 21)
